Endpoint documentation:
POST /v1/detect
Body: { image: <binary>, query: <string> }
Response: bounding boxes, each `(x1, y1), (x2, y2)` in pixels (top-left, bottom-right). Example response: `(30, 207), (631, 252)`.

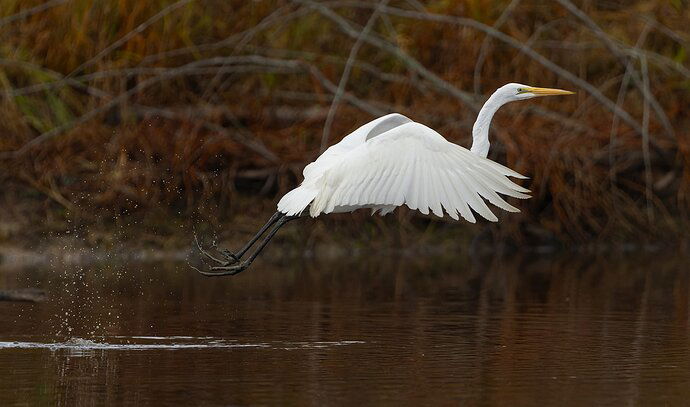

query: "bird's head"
(500, 82), (575, 101)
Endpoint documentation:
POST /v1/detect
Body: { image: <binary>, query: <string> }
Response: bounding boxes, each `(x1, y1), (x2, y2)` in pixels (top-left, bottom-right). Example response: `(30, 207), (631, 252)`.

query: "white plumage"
(196, 83), (574, 276)
(278, 83), (573, 222)
(277, 113), (530, 222)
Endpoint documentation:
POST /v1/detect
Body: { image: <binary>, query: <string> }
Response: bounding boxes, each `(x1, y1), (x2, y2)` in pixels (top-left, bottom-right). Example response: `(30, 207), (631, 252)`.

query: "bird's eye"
(516, 88), (524, 93)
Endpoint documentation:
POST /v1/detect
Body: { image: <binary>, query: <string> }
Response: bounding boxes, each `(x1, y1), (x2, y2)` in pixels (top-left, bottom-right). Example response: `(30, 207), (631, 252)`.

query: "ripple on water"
(0, 336), (365, 354)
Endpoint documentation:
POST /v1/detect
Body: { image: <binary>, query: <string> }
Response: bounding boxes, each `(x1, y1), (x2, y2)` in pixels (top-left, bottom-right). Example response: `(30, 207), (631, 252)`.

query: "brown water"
(1, 253), (689, 406)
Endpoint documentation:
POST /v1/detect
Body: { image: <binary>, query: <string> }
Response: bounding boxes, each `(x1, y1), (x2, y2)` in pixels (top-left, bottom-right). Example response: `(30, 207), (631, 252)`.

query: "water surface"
(1, 253), (689, 405)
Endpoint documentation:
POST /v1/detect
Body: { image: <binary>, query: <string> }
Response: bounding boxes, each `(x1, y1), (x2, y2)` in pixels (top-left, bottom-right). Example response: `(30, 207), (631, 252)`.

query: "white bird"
(195, 83), (573, 276)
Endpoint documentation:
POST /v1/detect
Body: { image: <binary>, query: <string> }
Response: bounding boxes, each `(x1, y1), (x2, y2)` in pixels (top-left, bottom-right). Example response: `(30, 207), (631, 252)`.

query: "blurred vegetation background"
(0, 0), (688, 250)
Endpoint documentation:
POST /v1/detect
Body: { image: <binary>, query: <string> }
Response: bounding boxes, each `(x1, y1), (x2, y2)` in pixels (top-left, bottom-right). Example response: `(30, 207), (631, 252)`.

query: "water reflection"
(0, 252), (688, 405)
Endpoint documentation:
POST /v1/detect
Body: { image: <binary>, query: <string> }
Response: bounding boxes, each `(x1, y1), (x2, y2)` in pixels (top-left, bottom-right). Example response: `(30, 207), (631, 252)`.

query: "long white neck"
(470, 91), (507, 158)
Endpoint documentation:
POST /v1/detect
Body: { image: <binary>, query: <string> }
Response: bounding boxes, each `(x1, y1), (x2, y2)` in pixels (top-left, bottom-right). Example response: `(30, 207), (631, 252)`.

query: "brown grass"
(0, 0), (689, 247)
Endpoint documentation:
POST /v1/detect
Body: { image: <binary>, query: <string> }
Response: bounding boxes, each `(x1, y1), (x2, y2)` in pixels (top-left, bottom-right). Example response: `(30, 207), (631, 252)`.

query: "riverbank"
(1, 198), (687, 271)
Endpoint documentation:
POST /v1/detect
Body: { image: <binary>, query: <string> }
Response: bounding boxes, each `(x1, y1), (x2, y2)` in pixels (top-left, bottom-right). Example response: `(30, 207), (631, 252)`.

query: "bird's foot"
(218, 249), (240, 266)
(193, 262), (250, 277)
(193, 233), (240, 267)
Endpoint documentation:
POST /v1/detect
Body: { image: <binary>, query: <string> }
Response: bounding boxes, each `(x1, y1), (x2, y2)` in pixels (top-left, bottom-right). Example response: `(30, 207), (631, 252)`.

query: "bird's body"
(277, 113), (530, 222)
(195, 83), (574, 276)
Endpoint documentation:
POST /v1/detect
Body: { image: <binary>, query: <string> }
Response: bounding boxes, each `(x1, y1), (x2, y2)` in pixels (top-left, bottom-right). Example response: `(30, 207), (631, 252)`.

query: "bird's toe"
(219, 249), (240, 265)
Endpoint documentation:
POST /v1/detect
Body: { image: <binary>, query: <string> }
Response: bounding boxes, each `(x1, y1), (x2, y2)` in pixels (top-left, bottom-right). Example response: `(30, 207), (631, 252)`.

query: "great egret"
(195, 83), (573, 276)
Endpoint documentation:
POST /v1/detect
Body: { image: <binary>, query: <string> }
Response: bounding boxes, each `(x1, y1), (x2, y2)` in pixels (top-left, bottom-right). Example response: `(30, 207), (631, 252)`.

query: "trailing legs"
(194, 212), (301, 276)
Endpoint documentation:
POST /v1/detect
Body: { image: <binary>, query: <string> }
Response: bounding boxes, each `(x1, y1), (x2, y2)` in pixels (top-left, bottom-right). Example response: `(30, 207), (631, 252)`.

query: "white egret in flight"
(195, 83), (573, 276)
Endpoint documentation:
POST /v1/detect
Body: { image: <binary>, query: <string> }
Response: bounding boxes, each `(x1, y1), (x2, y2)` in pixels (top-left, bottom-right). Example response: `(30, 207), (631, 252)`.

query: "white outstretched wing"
(278, 113), (412, 216)
(301, 113), (411, 181)
(308, 122), (530, 222)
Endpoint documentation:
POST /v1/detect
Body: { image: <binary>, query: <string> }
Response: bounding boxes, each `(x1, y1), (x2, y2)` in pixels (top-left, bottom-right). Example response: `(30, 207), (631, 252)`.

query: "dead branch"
(0, 0), (67, 27)
(321, 0), (389, 152)
(0, 288), (46, 303)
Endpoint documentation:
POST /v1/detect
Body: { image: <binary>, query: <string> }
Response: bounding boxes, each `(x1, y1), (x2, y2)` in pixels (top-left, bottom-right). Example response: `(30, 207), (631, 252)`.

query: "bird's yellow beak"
(524, 87), (575, 96)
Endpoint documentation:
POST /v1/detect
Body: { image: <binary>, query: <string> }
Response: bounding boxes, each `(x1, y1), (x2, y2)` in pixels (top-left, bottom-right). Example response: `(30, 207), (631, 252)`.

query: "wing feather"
(407, 156), (421, 211)
(455, 174), (498, 222)
(443, 157), (477, 223)
(418, 159), (428, 215)
(309, 122), (531, 220)
(469, 161), (531, 198)
(470, 172), (520, 213)
(428, 165), (444, 217)
(435, 167), (460, 220)
(436, 151), (475, 223)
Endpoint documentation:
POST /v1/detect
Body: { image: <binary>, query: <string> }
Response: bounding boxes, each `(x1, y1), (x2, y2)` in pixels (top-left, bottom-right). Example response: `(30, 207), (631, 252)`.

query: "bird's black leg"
(196, 214), (301, 277)
(221, 212), (284, 264)
(196, 212), (283, 267)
